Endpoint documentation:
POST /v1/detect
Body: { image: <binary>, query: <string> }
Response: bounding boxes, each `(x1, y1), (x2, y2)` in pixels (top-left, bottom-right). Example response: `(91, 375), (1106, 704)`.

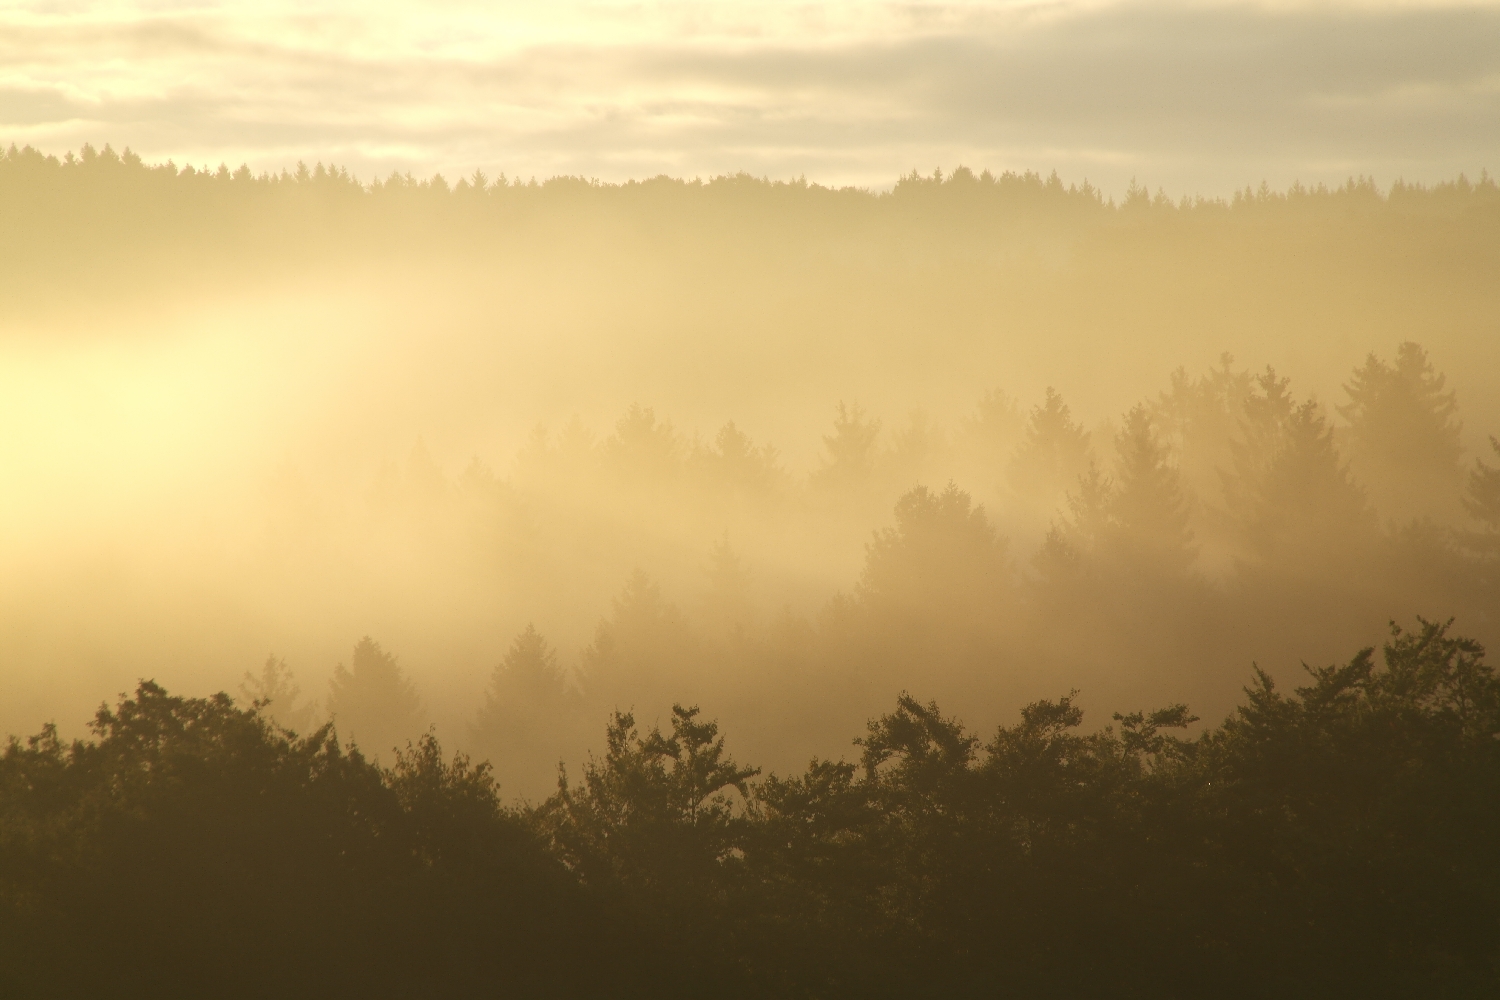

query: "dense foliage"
(4, 619), (1497, 997)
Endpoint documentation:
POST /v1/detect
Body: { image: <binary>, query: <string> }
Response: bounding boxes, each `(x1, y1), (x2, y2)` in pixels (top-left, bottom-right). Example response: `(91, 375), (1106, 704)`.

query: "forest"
(30, 327), (1493, 800)
(3, 617), (1498, 996)
(1, 143), (1499, 993)
(208, 329), (1499, 806)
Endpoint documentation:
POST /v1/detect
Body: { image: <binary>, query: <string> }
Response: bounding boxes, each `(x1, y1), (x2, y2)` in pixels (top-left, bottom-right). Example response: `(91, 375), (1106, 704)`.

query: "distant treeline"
(3, 141), (1498, 305)
(7, 141), (1498, 215)
(3, 618), (1497, 997)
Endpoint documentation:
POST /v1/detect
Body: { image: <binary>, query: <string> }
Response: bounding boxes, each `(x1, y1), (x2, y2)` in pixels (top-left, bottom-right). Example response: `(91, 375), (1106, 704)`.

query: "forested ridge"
(2, 617), (1497, 997)
(3, 141), (1498, 309)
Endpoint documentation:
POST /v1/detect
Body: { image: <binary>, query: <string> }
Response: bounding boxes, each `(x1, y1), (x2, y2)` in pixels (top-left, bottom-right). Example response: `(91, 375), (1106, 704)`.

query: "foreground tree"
(539, 704), (759, 992)
(0, 683), (592, 999)
(3, 619), (1497, 998)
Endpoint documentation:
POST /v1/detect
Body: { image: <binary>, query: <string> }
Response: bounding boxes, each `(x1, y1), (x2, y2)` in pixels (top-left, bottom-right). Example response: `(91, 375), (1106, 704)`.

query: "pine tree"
(811, 402), (881, 490)
(1224, 378), (1375, 576)
(1461, 436), (1500, 555)
(1150, 353), (1252, 503)
(701, 533), (753, 632)
(475, 625), (568, 726)
(1041, 407), (1194, 593)
(1104, 405), (1196, 579)
(857, 482), (1010, 631)
(471, 624), (574, 799)
(1008, 387), (1092, 508)
(690, 422), (784, 494)
(958, 388), (1024, 492)
(326, 637), (424, 759)
(1339, 341), (1464, 523)
(605, 404), (681, 483)
(886, 410), (946, 491)
(580, 572), (697, 712)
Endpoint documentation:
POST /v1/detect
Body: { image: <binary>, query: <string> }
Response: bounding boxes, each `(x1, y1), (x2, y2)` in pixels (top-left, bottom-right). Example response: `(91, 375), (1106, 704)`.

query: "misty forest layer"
(1, 145), (1499, 995)
(2, 143), (1500, 795)
(3, 618), (1498, 998)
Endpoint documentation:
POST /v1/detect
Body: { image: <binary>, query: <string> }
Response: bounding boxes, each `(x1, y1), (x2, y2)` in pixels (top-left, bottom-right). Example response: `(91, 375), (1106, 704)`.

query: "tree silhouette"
(239, 655), (318, 735)
(1104, 404), (1196, 579)
(857, 483), (1010, 630)
(580, 571), (697, 712)
(811, 402), (881, 490)
(690, 422), (785, 495)
(326, 637), (424, 758)
(541, 704), (760, 991)
(0, 679), (595, 998)
(700, 532), (753, 632)
(1339, 341), (1464, 523)
(1008, 387), (1092, 510)
(1150, 353), (1252, 505)
(471, 625), (575, 800)
(1224, 372), (1374, 577)
(886, 409), (946, 490)
(604, 404), (681, 483)
(5, 618), (1500, 997)
(1040, 406), (1194, 595)
(960, 388), (1024, 472)
(1465, 437), (1500, 533)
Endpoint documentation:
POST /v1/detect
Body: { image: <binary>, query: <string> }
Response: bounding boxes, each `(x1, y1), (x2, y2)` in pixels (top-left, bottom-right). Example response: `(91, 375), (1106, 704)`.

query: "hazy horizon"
(4, 0), (1498, 197)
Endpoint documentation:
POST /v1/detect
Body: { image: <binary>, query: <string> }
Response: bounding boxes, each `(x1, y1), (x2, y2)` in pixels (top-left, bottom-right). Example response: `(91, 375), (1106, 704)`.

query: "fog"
(2, 147), (1498, 799)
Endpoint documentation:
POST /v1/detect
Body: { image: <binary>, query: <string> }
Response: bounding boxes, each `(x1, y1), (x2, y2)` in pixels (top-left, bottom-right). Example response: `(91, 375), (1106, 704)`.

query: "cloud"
(0, 1), (1496, 193)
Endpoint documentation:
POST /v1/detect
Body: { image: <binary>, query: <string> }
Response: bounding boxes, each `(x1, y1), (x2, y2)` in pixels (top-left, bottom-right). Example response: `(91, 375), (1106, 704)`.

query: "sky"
(2, 0), (1498, 196)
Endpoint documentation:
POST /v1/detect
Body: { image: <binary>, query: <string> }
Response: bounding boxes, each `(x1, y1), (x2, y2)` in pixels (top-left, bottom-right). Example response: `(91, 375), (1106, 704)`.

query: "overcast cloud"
(1, 0), (1496, 194)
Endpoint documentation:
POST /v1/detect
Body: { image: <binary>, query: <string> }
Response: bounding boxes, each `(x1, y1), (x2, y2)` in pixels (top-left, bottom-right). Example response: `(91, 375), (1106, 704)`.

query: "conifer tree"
(1461, 436), (1500, 555)
(474, 625), (569, 733)
(326, 637), (424, 758)
(605, 405), (681, 483)
(580, 572), (697, 712)
(857, 483), (1009, 624)
(1043, 407), (1193, 584)
(1339, 341), (1463, 523)
(955, 387), (1025, 497)
(472, 624), (574, 799)
(811, 402), (881, 490)
(886, 410), (946, 490)
(690, 422), (784, 494)
(1104, 404), (1196, 579)
(1224, 377), (1374, 576)
(1008, 387), (1092, 508)
(1150, 353), (1251, 503)
(701, 533), (753, 631)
